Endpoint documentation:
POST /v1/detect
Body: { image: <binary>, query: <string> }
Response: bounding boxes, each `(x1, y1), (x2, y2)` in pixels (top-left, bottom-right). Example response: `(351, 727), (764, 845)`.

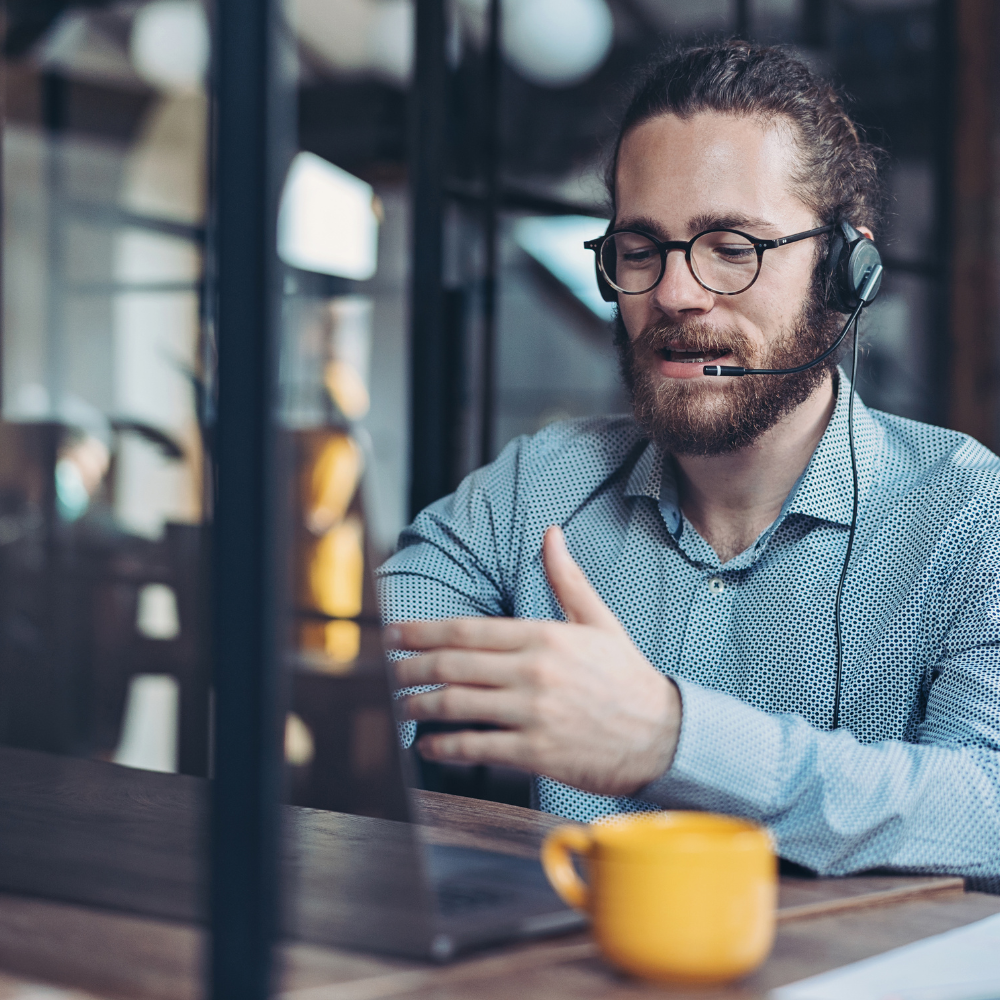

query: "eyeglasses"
(584, 224), (834, 296)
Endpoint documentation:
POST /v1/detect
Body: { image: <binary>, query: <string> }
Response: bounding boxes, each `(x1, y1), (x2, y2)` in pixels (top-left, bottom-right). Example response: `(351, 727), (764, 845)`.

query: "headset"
(595, 218), (884, 730)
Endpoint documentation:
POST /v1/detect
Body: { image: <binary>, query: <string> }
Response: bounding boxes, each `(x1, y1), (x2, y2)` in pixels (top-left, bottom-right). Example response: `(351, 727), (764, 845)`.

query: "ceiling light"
(130, 0), (209, 93)
(277, 152), (380, 280)
(502, 0), (613, 87)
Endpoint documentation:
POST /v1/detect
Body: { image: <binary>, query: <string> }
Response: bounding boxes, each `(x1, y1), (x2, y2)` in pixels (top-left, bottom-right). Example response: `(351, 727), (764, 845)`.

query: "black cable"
(702, 257), (881, 728)
(831, 313), (861, 730)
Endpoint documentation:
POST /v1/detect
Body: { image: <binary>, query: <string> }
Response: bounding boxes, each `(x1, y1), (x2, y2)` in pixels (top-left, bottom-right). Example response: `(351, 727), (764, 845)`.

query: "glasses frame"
(584, 223), (835, 296)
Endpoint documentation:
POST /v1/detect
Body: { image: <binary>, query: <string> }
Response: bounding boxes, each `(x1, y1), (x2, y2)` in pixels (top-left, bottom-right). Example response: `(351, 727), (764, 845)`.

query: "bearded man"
(376, 42), (1000, 890)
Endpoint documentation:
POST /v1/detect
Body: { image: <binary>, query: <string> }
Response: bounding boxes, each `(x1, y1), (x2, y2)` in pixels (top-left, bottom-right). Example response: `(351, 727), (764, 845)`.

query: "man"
(376, 42), (1000, 890)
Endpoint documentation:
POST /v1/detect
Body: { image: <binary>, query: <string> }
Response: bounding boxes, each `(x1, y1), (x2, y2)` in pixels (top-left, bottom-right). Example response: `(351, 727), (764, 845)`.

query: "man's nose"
(648, 248), (714, 317)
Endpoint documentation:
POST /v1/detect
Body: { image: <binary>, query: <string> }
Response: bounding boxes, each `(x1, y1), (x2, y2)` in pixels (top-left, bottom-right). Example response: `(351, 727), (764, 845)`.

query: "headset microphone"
(702, 262), (882, 378)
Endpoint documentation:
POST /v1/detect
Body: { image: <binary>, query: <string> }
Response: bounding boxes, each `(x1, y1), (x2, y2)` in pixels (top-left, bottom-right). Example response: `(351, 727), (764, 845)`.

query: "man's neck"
(671, 374), (837, 563)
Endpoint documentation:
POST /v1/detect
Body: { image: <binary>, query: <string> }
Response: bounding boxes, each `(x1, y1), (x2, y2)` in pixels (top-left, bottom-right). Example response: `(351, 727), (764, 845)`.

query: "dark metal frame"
(408, 0), (449, 518)
(931, 0), (956, 428)
(409, 0), (510, 518)
(210, 0), (293, 995)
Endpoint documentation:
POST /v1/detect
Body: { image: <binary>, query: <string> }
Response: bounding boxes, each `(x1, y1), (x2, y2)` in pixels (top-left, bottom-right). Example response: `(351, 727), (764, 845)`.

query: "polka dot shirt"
(376, 378), (1000, 892)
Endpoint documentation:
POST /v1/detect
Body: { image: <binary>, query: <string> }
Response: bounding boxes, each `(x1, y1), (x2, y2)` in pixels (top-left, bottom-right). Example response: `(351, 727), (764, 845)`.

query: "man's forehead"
(614, 111), (809, 236)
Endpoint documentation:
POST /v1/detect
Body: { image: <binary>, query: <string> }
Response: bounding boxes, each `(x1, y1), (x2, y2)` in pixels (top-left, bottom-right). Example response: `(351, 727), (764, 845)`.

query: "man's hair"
(605, 41), (884, 235)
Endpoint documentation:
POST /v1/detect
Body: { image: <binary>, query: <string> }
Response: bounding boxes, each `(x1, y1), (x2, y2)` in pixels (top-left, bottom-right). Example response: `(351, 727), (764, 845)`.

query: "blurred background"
(0, 0), (997, 803)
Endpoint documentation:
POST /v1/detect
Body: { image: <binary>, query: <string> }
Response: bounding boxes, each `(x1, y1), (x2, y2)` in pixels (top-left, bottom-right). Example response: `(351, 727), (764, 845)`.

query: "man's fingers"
(394, 649), (517, 688)
(404, 685), (525, 727)
(416, 729), (532, 770)
(385, 616), (547, 652)
(542, 525), (624, 631)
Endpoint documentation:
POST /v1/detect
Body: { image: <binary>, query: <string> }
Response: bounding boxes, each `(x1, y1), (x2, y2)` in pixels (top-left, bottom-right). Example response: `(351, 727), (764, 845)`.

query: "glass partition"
(0, 0), (217, 992)
(1, 0), (210, 773)
(0, 0), (970, 996)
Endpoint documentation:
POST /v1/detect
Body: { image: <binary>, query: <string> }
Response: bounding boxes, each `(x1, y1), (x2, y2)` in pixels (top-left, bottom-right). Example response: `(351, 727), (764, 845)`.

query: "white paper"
(771, 911), (1000, 1000)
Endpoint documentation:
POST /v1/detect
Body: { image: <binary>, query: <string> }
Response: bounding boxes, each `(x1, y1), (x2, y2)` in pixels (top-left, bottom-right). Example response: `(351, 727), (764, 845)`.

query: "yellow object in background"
(298, 619), (361, 672)
(305, 433), (363, 536)
(324, 359), (370, 420)
(309, 515), (364, 618)
(323, 619), (360, 663)
(541, 811), (776, 984)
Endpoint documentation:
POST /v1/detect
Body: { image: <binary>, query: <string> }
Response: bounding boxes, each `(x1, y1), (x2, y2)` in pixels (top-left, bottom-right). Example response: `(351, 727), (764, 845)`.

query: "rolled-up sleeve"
(637, 527), (1000, 892)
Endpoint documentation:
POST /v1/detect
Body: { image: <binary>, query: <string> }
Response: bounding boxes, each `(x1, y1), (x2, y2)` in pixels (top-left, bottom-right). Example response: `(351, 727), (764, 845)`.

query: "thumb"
(542, 525), (624, 632)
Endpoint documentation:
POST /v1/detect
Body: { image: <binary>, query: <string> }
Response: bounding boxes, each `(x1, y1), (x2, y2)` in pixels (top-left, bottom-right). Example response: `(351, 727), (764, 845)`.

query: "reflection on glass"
(303, 431), (363, 534)
(295, 428), (367, 675)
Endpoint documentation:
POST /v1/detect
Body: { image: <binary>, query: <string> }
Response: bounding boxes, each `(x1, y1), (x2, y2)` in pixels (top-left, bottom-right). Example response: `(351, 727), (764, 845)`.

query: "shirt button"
(708, 576), (725, 594)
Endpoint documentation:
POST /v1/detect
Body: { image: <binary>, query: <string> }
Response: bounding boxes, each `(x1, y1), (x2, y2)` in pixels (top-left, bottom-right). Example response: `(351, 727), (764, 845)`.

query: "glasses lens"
(601, 232), (662, 293)
(691, 230), (759, 293)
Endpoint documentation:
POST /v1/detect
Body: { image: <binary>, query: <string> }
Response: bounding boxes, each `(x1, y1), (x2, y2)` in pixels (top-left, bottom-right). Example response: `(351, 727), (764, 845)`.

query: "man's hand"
(386, 525), (681, 797)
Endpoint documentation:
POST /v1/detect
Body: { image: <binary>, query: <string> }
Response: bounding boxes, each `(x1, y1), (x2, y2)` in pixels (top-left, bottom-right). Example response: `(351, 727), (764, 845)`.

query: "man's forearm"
(636, 679), (1000, 892)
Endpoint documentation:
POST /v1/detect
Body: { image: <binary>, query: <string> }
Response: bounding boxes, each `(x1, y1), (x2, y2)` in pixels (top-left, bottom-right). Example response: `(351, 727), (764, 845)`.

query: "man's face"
(613, 111), (840, 455)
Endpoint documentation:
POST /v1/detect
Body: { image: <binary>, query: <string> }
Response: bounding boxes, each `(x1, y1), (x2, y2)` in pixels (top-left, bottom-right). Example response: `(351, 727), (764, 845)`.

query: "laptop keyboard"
(435, 882), (516, 915)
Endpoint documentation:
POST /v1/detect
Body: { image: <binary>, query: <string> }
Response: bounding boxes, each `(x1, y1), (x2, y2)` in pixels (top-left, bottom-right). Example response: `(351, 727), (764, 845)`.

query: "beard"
(614, 285), (843, 457)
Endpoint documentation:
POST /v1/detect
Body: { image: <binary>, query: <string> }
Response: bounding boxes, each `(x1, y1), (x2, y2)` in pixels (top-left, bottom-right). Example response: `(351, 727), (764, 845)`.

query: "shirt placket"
(675, 538), (735, 686)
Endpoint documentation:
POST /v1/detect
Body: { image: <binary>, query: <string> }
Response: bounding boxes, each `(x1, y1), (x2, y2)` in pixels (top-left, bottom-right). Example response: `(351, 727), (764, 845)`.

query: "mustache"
(631, 319), (757, 363)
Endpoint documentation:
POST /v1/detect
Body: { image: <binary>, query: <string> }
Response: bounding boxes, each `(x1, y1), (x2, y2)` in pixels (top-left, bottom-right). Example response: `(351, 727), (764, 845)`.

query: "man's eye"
(622, 250), (656, 264)
(714, 246), (756, 262)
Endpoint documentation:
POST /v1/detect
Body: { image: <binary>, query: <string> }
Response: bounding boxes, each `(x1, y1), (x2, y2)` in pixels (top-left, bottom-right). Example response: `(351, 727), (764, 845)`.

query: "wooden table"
(0, 764), (997, 1000)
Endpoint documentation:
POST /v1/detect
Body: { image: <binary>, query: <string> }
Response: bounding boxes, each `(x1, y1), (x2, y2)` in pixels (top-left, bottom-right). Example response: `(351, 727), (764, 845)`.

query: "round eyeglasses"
(584, 224), (834, 296)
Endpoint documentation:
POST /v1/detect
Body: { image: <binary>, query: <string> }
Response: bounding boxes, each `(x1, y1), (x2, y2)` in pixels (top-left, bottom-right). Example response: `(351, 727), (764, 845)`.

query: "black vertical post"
(40, 73), (73, 754)
(931, 0), (956, 429)
(479, 0), (501, 466)
(801, 0), (829, 48)
(42, 71), (68, 411)
(211, 0), (289, 996)
(734, 0), (751, 38)
(409, 0), (449, 518)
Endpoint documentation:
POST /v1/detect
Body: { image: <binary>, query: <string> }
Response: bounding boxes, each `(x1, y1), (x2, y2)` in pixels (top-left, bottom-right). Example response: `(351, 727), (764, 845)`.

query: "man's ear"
(858, 225), (875, 242)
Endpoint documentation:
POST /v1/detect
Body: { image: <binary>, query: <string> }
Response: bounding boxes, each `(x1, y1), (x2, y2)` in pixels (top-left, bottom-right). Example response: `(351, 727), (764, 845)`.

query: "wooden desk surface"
(0, 773), (996, 1000)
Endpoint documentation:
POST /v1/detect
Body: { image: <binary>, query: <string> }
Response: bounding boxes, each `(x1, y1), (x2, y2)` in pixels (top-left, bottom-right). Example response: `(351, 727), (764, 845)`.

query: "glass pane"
(0, 0), (212, 993)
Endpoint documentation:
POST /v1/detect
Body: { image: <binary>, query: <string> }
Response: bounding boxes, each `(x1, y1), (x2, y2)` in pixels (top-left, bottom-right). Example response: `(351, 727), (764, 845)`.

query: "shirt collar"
(784, 372), (881, 528)
(623, 371), (882, 535)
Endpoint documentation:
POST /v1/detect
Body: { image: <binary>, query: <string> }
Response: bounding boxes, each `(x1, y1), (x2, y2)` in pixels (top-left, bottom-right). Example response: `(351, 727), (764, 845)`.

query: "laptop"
(287, 588), (587, 960)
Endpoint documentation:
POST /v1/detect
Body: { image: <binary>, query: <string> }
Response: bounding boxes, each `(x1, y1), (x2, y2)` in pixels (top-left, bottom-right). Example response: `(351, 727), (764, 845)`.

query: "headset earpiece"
(595, 220), (618, 303)
(825, 219), (883, 313)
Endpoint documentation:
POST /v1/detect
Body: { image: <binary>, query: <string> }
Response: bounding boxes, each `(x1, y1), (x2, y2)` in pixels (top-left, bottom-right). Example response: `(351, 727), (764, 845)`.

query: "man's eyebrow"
(688, 212), (778, 235)
(612, 212), (781, 239)
(611, 215), (672, 239)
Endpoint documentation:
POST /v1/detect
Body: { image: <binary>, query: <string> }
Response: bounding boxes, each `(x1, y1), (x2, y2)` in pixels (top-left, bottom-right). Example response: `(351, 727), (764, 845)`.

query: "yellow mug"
(541, 811), (776, 984)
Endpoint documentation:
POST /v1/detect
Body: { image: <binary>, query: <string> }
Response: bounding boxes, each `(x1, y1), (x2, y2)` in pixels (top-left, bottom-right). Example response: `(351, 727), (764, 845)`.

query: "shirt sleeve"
(376, 435), (524, 623)
(375, 436), (524, 746)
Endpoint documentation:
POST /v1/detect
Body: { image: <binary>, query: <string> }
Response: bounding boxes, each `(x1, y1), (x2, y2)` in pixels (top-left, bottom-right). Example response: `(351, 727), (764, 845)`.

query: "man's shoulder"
(473, 415), (648, 527)
(867, 406), (1000, 508)
(512, 414), (647, 473)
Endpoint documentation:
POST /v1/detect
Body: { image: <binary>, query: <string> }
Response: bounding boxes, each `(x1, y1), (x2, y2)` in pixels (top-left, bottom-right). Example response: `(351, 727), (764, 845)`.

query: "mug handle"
(541, 824), (593, 911)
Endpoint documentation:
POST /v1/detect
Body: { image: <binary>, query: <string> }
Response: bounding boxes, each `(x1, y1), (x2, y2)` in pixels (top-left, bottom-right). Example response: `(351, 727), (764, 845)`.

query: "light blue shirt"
(377, 378), (1000, 892)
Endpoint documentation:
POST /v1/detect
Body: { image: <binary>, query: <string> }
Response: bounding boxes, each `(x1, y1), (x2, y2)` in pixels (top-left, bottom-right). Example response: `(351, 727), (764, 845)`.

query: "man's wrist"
(657, 676), (683, 774)
(625, 675), (682, 795)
